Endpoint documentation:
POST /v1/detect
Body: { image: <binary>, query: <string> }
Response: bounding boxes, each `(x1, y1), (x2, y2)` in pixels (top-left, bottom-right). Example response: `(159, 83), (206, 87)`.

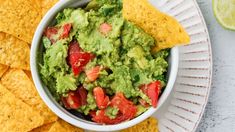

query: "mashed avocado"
(105, 106), (119, 119)
(40, 0), (169, 120)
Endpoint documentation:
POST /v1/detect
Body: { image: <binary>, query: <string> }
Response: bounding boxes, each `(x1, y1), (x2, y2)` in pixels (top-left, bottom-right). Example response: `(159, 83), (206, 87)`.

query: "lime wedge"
(213, 0), (235, 30)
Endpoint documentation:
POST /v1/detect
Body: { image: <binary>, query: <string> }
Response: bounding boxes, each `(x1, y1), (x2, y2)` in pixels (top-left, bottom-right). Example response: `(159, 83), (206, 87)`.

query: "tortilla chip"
(0, 64), (9, 77)
(0, 32), (30, 70)
(28, 0), (44, 15)
(32, 0), (58, 17)
(123, 0), (190, 51)
(0, 0), (42, 43)
(38, 103), (58, 124)
(39, 0), (59, 16)
(24, 70), (33, 81)
(30, 122), (54, 132)
(0, 83), (44, 132)
(121, 117), (158, 132)
(1, 69), (58, 124)
(49, 119), (84, 132)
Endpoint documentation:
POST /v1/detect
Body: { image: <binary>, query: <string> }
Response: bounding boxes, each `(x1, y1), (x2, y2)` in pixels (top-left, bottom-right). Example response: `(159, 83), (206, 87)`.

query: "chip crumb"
(0, 83), (44, 132)
(123, 0), (190, 51)
(0, 0), (42, 43)
(121, 117), (158, 132)
(0, 32), (30, 70)
(1, 69), (58, 124)
(48, 119), (84, 132)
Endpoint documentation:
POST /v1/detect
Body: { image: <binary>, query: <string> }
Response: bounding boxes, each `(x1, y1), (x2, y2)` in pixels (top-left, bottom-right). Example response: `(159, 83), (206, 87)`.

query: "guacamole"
(40, 0), (169, 124)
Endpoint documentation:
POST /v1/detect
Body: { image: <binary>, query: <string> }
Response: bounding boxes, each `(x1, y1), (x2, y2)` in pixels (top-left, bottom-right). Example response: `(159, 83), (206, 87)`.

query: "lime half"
(213, 0), (235, 30)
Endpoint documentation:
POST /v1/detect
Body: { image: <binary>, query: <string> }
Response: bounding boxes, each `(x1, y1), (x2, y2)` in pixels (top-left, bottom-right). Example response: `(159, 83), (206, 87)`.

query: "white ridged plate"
(150, 0), (212, 132)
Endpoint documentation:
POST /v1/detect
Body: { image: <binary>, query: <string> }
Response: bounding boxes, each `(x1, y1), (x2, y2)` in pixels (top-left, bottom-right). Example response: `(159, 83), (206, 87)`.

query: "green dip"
(40, 0), (169, 122)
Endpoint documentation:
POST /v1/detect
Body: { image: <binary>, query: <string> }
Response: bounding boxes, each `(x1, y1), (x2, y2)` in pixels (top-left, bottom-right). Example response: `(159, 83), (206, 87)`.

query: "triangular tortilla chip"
(0, 32), (30, 70)
(0, 83), (44, 132)
(1, 69), (58, 124)
(123, 0), (190, 51)
(0, 0), (42, 43)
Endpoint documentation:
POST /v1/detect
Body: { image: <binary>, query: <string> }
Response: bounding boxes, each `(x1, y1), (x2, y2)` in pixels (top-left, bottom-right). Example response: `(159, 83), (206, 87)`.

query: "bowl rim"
(30, 0), (179, 131)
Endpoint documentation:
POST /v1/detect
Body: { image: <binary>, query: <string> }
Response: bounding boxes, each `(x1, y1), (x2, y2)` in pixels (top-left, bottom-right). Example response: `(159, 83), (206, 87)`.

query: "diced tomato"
(61, 87), (88, 109)
(139, 99), (150, 107)
(77, 86), (88, 106)
(93, 87), (110, 109)
(68, 41), (95, 76)
(68, 41), (82, 54)
(60, 23), (72, 39)
(99, 23), (112, 35)
(85, 66), (102, 82)
(62, 91), (81, 109)
(140, 81), (161, 108)
(91, 110), (130, 124)
(111, 93), (137, 119)
(91, 93), (137, 124)
(44, 23), (72, 43)
(44, 27), (58, 43)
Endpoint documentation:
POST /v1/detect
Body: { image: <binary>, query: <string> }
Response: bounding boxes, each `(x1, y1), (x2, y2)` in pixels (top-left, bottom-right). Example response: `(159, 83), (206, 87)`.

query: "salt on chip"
(0, 0), (42, 43)
(30, 122), (54, 132)
(1, 69), (58, 124)
(0, 84), (44, 132)
(0, 32), (30, 70)
(0, 64), (8, 78)
(121, 117), (158, 132)
(49, 119), (84, 132)
(123, 0), (190, 51)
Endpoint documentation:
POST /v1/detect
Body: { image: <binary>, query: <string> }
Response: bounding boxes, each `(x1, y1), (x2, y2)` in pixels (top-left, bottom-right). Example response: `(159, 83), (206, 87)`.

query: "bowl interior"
(30, 0), (179, 131)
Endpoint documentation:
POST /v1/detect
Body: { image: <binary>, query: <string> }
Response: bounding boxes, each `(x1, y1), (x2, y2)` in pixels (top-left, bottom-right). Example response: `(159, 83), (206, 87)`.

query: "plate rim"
(191, 0), (213, 131)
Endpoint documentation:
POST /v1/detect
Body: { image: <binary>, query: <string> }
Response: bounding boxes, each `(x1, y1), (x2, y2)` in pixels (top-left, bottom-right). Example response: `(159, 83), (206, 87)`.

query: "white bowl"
(30, 0), (179, 131)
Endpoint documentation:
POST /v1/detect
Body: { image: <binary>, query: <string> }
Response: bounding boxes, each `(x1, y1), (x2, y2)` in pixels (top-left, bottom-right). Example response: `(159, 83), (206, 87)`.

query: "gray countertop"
(196, 0), (235, 132)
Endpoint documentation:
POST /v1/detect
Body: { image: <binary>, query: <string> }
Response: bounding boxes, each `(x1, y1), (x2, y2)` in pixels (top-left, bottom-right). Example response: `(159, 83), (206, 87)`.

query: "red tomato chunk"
(68, 41), (95, 76)
(93, 87), (110, 109)
(140, 81), (161, 108)
(91, 92), (137, 124)
(85, 66), (102, 82)
(99, 23), (112, 35)
(61, 86), (88, 109)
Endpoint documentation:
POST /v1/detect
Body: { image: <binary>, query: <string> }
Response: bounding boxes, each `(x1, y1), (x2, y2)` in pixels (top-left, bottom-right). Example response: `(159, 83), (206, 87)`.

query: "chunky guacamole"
(40, 0), (169, 124)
